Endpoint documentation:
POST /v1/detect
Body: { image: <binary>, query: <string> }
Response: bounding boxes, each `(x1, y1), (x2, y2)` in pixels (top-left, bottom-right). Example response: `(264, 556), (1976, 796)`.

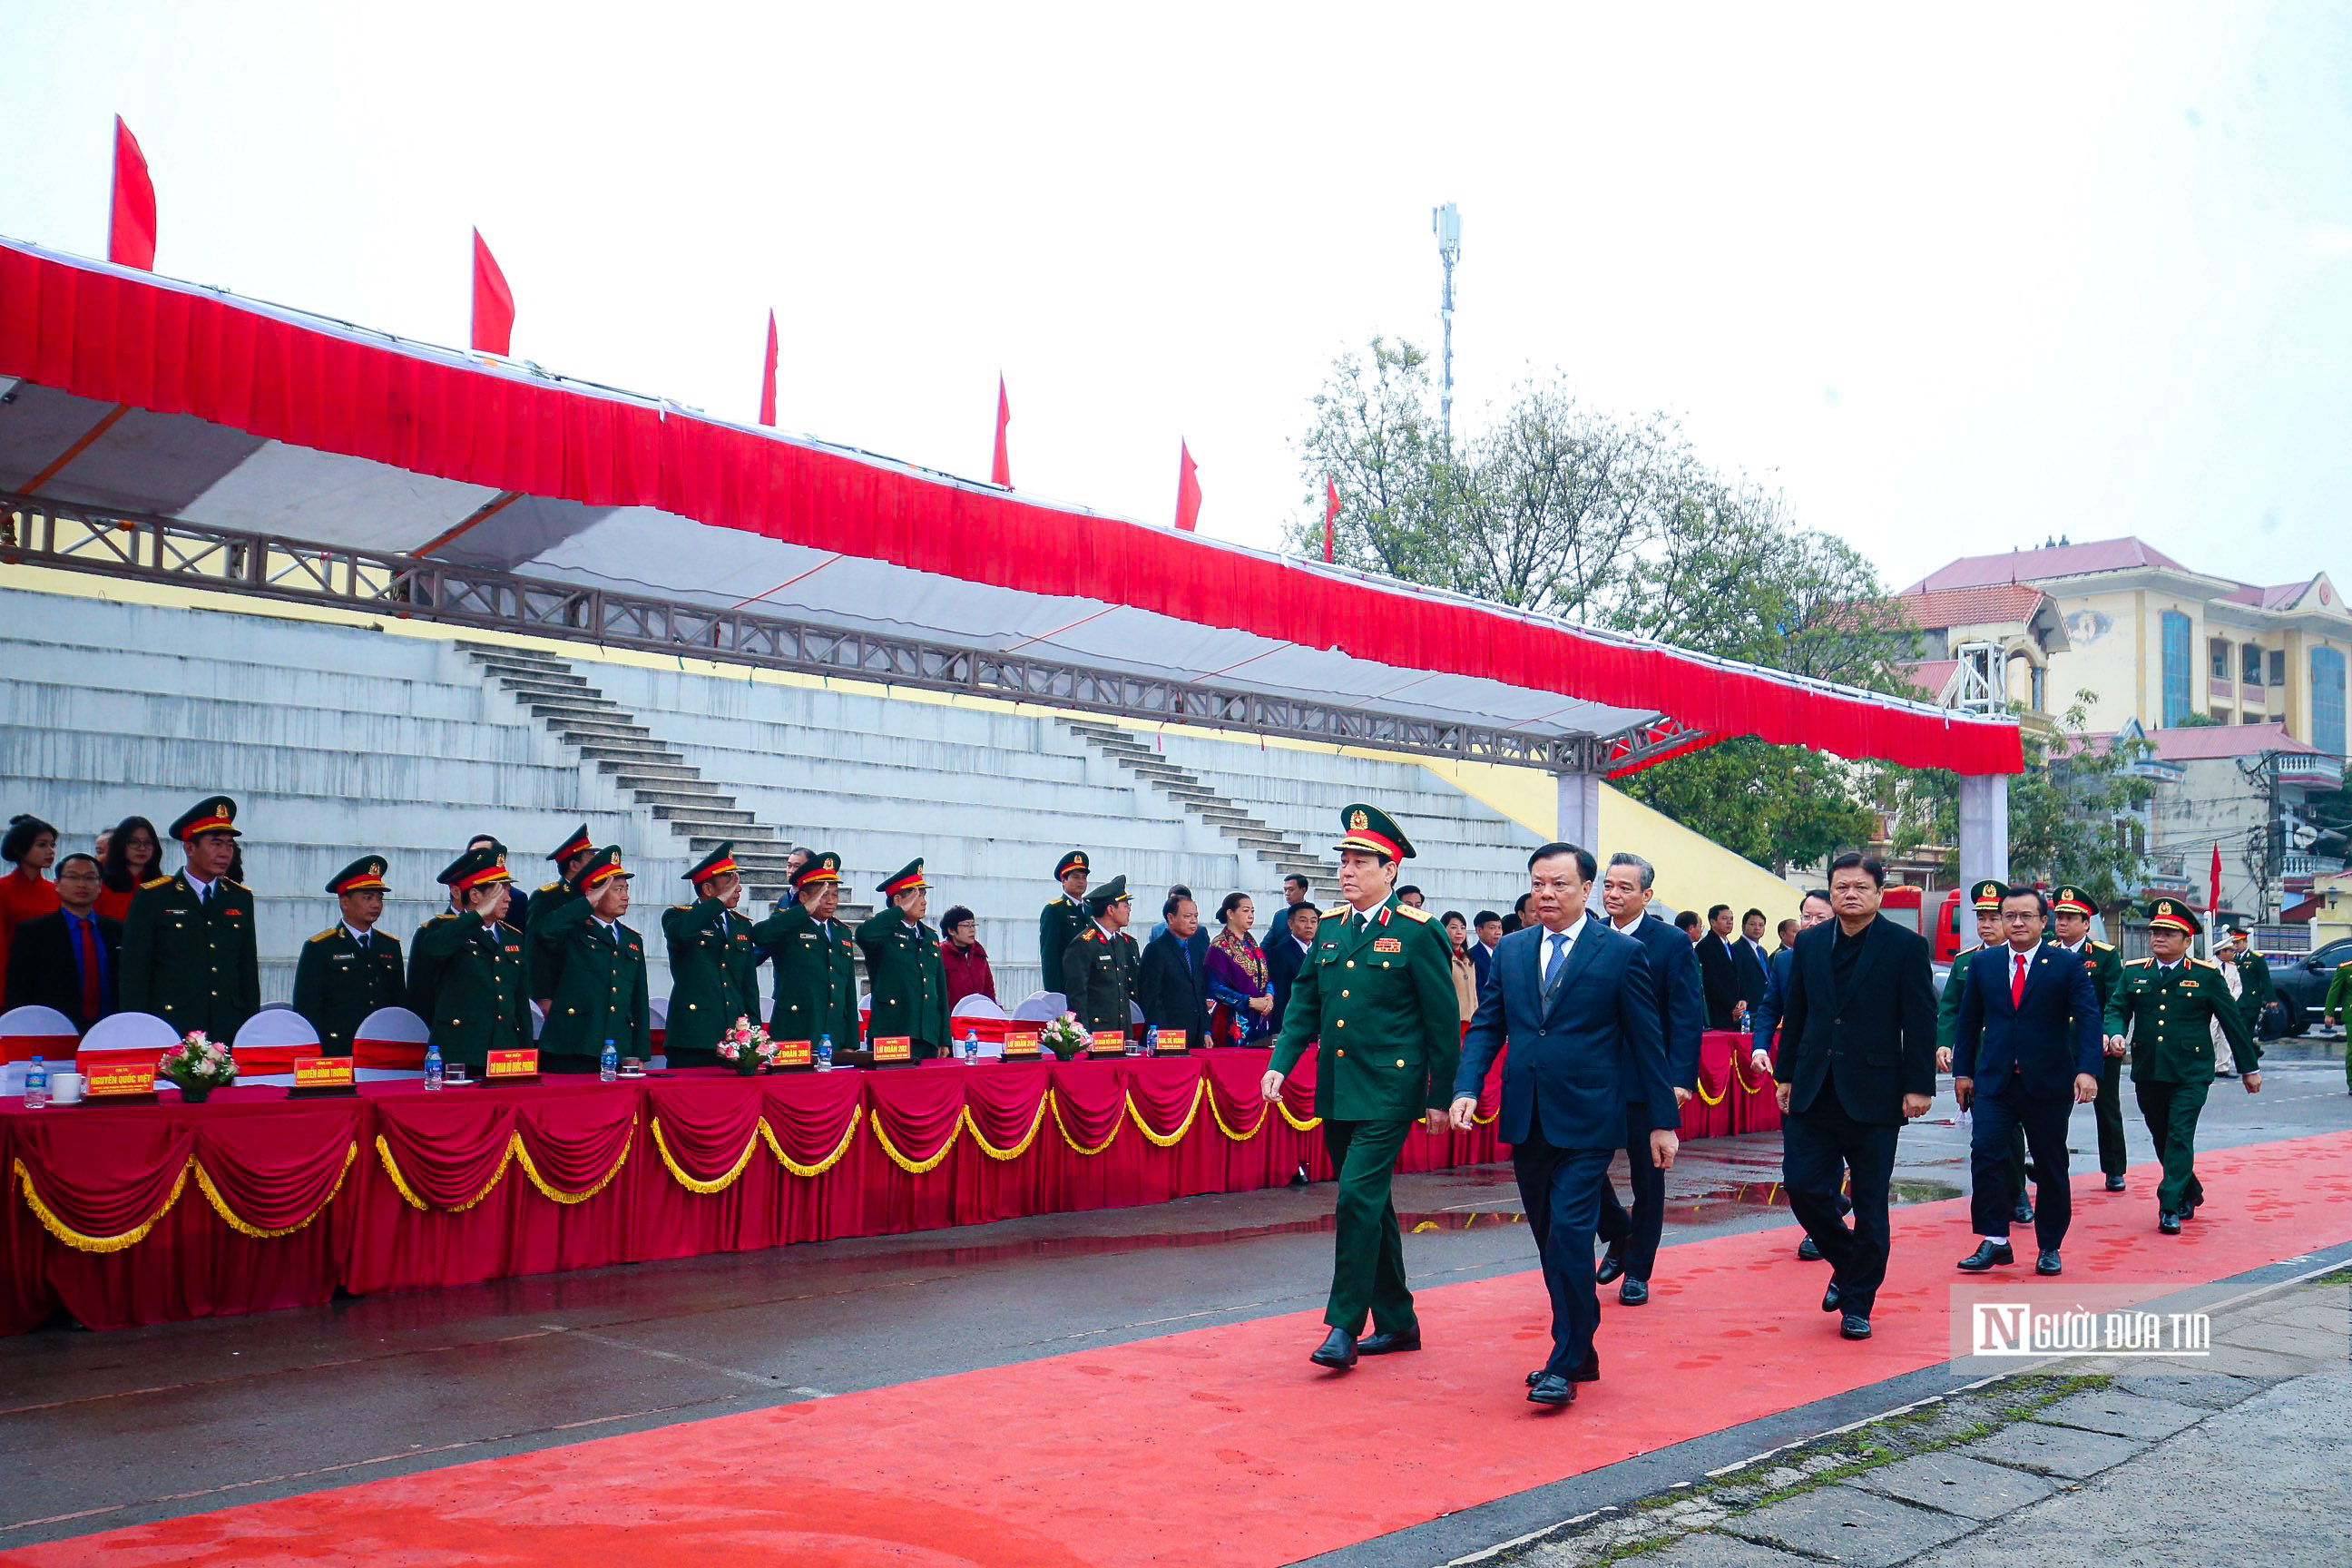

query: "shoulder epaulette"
(421, 911), (454, 925)
(2337, 961), (2352, 972)
(224, 878), (245, 889)
(1394, 903), (1433, 923)
(672, 903), (692, 911)
(2091, 940), (2114, 951)
(308, 926), (339, 944)
(2191, 957), (2220, 970)
(142, 874), (173, 889)
(2126, 957), (2152, 968)
(1325, 902), (1353, 917)
(538, 881), (564, 894)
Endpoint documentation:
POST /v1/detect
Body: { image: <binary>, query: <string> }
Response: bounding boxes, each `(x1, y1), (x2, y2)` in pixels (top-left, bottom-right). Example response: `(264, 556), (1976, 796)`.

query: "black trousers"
(1782, 1096), (1899, 1316)
(2092, 1054), (2128, 1177)
(1593, 1099), (1665, 1281)
(1969, 1080), (2074, 1251)
(1512, 1129), (1616, 1379)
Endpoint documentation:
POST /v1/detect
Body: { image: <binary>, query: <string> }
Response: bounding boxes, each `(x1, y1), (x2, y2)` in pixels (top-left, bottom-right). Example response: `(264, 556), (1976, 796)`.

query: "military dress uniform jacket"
(405, 912), (528, 1068)
(1269, 896), (1460, 1122)
(2107, 958), (2259, 1083)
(118, 872), (262, 1042)
(291, 926), (407, 1055)
(2229, 948), (2277, 1030)
(1038, 896), (1089, 997)
(858, 911), (950, 1057)
(1062, 924), (1141, 1035)
(1936, 946), (1987, 1060)
(662, 897), (763, 1058)
(2063, 938), (2125, 1015)
(751, 903), (862, 1049)
(534, 902), (652, 1064)
(524, 883), (583, 1002)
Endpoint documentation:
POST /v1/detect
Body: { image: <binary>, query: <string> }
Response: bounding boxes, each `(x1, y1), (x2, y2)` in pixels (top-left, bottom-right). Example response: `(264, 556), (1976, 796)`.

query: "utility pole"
(1432, 202), (1461, 447)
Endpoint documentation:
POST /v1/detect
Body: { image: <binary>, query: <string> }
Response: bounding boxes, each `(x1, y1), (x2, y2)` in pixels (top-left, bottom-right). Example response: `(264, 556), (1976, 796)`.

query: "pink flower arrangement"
(1039, 1012), (1090, 1062)
(158, 1030), (238, 1096)
(714, 1017), (779, 1073)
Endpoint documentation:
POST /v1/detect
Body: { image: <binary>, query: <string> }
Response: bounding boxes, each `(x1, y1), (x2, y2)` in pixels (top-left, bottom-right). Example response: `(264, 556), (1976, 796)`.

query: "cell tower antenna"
(1431, 202), (1462, 446)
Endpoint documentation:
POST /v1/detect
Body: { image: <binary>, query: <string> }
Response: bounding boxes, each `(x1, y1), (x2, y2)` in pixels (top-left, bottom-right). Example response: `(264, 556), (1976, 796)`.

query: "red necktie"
(2011, 952), (2028, 1008)
(75, 916), (103, 1024)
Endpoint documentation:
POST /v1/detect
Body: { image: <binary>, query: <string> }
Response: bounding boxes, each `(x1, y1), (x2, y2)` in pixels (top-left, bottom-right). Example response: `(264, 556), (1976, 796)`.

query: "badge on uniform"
(1373, 937), (1403, 954)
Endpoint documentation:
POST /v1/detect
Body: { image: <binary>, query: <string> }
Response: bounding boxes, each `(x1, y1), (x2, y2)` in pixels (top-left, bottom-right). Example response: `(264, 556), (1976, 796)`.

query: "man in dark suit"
(1952, 885), (2102, 1275)
(1266, 900), (1318, 1033)
(1453, 842), (1673, 1408)
(1136, 892), (1210, 1050)
(1773, 852), (1937, 1341)
(1734, 909), (1770, 1018)
(1592, 851), (1703, 1303)
(5, 853), (120, 1031)
(1750, 889), (1838, 1259)
(1469, 912), (1503, 990)
(1695, 905), (1740, 1029)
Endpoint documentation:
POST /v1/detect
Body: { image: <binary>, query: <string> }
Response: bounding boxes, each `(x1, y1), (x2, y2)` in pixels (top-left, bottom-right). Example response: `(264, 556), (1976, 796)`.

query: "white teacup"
(48, 1070), (86, 1105)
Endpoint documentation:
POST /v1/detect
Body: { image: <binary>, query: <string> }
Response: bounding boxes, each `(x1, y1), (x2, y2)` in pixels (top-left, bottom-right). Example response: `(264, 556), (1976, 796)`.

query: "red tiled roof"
(1901, 536), (2197, 593)
(1905, 659), (1959, 699)
(1896, 583), (2053, 630)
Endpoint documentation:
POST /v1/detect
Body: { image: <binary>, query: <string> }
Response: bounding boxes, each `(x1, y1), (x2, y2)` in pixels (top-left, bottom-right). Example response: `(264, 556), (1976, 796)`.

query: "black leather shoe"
(1958, 1240), (2015, 1272)
(1309, 1328), (1358, 1369)
(1357, 1326), (1421, 1356)
(1595, 1249), (1626, 1285)
(1528, 1352), (1601, 1387)
(2159, 1211), (2182, 1235)
(1839, 1312), (1873, 1340)
(2105, 1174), (2127, 1192)
(1798, 1236), (1823, 1261)
(2036, 1251), (2063, 1276)
(1618, 1278), (1650, 1306)
(2181, 1201), (2199, 1220)
(1526, 1371), (1576, 1406)
(1822, 1281), (1843, 1313)
(2012, 1197), (2035, 1224)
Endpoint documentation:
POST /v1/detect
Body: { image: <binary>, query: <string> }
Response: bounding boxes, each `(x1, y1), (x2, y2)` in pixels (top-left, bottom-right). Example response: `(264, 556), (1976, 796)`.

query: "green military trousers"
(1320, 1116), (1417, 1337)
(2133, 1078), (2210, 1215)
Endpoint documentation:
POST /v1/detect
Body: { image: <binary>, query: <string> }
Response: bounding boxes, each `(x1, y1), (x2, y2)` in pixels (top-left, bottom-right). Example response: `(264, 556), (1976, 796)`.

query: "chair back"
(1010, 991), (1066, 1022)
(0, 1004), (79, 1093)
(352, 1005), (431, 1071)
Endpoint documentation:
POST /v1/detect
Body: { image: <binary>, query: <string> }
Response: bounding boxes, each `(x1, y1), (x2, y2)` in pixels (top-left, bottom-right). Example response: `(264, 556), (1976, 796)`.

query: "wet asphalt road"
(3, 1061), (2346, 1548)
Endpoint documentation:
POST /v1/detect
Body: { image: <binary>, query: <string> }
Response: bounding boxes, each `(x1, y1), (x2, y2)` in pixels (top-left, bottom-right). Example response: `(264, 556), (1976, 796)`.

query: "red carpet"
(15, 1132), (2352, 1568)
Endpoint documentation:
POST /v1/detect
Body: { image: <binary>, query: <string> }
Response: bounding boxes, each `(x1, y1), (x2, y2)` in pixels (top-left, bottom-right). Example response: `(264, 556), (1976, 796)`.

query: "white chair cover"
(233, 1009), (322, 1052)
(0, 1004), (79, 1093)
(951, 995), (1008, 1021)
(1010, 991), (1067, 1022)
(76, 1012), (181, 1058)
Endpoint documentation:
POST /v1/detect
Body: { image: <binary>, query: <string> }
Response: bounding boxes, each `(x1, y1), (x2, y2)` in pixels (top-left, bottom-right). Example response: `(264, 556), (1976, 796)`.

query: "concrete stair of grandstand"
(1060, 720), (1323, 887)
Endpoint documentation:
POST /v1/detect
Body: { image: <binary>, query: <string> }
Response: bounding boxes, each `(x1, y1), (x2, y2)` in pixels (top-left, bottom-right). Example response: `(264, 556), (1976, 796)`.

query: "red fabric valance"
(0, 242), (2024, 775)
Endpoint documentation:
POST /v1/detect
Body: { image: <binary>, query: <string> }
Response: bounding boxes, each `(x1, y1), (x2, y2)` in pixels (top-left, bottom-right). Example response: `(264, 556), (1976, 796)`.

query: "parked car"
(2270, 937), (2352, 1034)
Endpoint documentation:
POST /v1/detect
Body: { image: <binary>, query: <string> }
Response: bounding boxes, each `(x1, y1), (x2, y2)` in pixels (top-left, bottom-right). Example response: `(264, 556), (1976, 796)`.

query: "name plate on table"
(289, 1055), (357, 1096)
(1089, 1030), (1127, 1057)
(1000, 1031), (1041, 1062)
(85, 1061), (159, 1098)
(772, 1038), (813, 1071)
(1154, 1032), (1189, 1054)
(484, 1049), (539, 1081)
(870, 1035), (913, 1066)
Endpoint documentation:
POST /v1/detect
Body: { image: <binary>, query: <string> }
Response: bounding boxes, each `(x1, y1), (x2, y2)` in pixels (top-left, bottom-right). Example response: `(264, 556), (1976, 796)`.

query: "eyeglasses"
(57, 869), (103, 884)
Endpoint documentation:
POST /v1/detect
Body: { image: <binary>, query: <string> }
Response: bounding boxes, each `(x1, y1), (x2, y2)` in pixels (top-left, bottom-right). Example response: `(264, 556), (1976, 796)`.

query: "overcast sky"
(7, 3), (2348, 594)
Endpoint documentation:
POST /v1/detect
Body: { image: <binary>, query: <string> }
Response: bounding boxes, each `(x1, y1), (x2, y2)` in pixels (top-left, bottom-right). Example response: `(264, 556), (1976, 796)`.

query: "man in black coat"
(1734, 908), (1770, 1019)
(1592, 852), (1704, 1302)
(1266, 900), (1319, 1034)
(1136, 892), (1210, 1050)
(5, 853), (120, 1031)
(1695, 905), (1741, 1030)
(1773, 853), (1938, 1341)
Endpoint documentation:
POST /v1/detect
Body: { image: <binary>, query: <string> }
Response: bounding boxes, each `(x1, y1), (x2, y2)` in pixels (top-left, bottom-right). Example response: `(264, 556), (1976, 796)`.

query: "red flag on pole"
(2208, 841), (2223, 916)
(991, 376), (1014, 487)
(1324, 474), (1341, 563)
(108, 115), (157, 271)
(1174, 442), (1201, 533)
(470, 229), (514, 356)
(759, 309), (779, 427)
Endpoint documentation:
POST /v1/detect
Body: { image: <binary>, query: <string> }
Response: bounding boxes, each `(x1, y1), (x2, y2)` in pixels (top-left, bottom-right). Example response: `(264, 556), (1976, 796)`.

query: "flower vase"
(179, 1083), (213, 1105)
(732, 1058), (763, 1078)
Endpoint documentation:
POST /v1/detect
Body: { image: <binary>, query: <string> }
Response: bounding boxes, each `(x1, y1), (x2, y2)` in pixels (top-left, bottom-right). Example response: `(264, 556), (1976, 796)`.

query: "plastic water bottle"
(600, 1039), (619, 1083)
(423, 1043), (444, 1093)
(1740, 1011), (1753, 1036)
(963, 1027), (980, 1063)
(1139, 1027), (1156, 1058)
(24, 1055), (48, 1110)
(818, 1034), (835, 1072)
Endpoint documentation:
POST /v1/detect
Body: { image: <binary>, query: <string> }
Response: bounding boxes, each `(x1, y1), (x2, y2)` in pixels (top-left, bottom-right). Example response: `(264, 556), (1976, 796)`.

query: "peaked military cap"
(2146, 897), (2201, 936)
(1055, 850), (1090, 878)
(877, 858), (928, 897)
(1336, 802), (1415, 861)
(1085, 874), (1131, 913)
(573, 845), (632, 892)
(686, 843), (738, 887)
(791, 849), (842, 888)
(2052, 885), (2097, 917)
(1967, 877), (2006, 912)
(170, 796), (242, 842)
(548, 823), (593, 864)
(438, 843), (513, 890)
(327, 855), (390, 895)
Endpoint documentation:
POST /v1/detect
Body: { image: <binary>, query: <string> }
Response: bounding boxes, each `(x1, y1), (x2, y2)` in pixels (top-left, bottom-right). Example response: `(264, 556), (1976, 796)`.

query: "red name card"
(772, 1038), (812, 1068)
(870, 1036), (912, 1063)
(485, 1049), (539, 1079)
(294, 1056), (355, 1089)
(1001, 1032), (1041, 1061)
(1154, 1031), (1188, 1054)
(1089, 1030), (1127, 1056)
(85, 1061), (158, 1096)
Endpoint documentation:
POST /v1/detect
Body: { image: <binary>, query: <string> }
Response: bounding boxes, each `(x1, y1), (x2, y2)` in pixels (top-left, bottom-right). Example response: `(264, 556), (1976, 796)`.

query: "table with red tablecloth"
(1680, 1029), (1781, 1140)
(0, 1049), (1506, 1335)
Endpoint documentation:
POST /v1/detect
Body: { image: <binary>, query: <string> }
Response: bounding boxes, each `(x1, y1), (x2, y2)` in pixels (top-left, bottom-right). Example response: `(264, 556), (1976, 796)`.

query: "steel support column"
(1556, 769), (1603, 854)
(1958, 773), (2010, 893)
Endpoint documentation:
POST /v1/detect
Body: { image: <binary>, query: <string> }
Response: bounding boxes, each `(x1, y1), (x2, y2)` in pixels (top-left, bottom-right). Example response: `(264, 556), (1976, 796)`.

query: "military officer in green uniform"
(534, 847), (652, 1072)
(2050, 886), (2129, 1191)
(662, 843), (762, 1068)
(858, 858), (951, 1059)
(1061, 876), (1140, 1037)
(119, 796), (262, 1042)
(2106, 898), (2261, 1233)
(1038, 850), (1092, 998)
(291, 855), (406, 1056)
(2327, 959), (2352, 1092)
(405, 844), (529, 1070)
(1936, 879), (2032, 1220)
(2216, 924), (2279, 1045)
(1260, 803), (1458, 1370)
(752, 850), (862, 1052)
(525, 823), (596, 1007)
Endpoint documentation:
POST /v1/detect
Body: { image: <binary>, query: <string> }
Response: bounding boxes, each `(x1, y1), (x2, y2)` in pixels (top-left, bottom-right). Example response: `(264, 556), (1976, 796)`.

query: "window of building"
(2241, 711), (2262, 723)
(2161, 612), (2192, 725)
(2209, 637), (2230, 680)
(2210, 707), (2235, 724)
(2315, 645), (2347, 757)
(2242, 642), (2264, 684)
(2270, 649), (2287, 686)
